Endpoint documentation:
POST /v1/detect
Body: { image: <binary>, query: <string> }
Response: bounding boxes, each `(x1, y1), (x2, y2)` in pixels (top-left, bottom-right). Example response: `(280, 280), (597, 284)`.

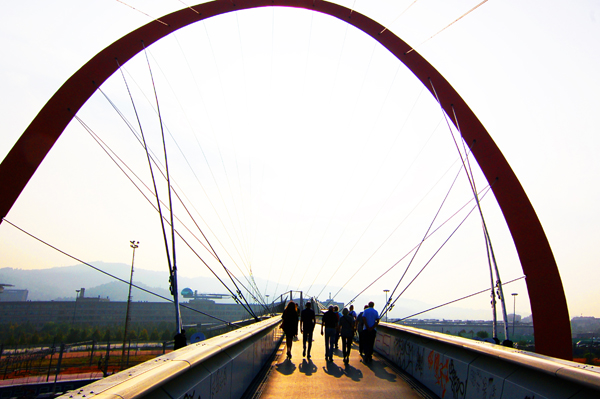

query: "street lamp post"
(383, 289), (390, 322)
(512, 293), (518, 338)
(121, 241), (138, 370)
(265, 295), (270, 314)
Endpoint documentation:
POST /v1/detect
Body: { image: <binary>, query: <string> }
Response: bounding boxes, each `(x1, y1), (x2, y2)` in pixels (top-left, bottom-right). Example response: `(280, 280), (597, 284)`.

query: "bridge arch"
(0, 0), (571, 359)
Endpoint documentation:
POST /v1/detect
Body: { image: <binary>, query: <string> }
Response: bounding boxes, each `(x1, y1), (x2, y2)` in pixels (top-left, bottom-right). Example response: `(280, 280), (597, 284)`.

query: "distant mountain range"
(0, 262), (349, 305)
(0, 263), (501, 320)
(0, 262), (230, 302)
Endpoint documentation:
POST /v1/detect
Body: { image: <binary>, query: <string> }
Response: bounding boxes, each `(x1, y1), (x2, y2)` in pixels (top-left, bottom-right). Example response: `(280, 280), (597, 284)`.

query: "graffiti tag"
(448, 360), (465, 398)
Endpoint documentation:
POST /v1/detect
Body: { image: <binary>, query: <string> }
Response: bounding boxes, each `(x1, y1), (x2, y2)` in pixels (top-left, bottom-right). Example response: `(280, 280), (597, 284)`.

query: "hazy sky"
(1, 0), (599, 321)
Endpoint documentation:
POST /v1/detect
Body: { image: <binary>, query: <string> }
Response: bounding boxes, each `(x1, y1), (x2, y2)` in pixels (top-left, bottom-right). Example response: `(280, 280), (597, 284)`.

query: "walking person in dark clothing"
(321, 305), (338, 361)
(300, 301), (316, 358)
(362, 301), (379, 364)
(339, 308), (355, 363)
(281, 301), (299, 359)
(174, 329), (187, 350)
(334, 305), (341, 349)
(356, 305), (368, 355)
(348, 305), (357, 322)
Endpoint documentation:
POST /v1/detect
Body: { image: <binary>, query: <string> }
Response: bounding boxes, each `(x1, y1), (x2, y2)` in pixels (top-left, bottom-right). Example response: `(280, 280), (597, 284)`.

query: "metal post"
(383, 289), (390, 322)
(46, 339), (55, 382)
(172, 267), (182, 334)
(51, 343), (65, 394)
(89, 340), (95, 367)
(126, 339), (131, 368)
(103, 342), (110, 377)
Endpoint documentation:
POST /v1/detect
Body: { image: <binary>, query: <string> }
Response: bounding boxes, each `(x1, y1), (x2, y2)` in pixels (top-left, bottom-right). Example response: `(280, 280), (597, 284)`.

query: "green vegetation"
(476, 330), (489, 339)
(0, 321), (198, 347)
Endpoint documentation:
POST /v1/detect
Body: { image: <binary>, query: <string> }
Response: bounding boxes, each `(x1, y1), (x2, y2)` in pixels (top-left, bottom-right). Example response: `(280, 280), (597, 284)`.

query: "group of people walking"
(280, 300), (379, 364)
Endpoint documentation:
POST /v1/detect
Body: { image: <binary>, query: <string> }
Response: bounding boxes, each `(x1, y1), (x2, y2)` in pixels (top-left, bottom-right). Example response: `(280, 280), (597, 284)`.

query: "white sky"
(0, 0), (599, 321)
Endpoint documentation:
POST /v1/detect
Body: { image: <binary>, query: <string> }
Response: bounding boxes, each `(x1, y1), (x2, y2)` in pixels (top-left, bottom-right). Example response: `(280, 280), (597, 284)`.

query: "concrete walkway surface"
(255, 332), (434, 399)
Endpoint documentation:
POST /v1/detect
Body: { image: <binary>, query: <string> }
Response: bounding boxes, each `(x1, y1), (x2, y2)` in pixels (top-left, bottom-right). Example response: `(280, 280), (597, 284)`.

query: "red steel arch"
(0, 0), (571, 359)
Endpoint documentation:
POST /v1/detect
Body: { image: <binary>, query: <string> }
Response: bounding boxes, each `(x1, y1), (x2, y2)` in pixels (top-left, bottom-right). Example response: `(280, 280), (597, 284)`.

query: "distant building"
(320, 293), (344, 311)
(0, 299), (265, 327)
(0, 288), (28, 302)
(0, 286), (266, 327)
(507, 313), (522, 323)
(397, 317), (534, 338)
(571, 316), (600, 338)
(75, 287), (109, 302)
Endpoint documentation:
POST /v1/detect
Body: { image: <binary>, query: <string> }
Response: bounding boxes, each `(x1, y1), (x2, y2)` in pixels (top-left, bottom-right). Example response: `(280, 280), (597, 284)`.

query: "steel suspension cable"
(326, 118), (446, 302)
(123, 54), (258, 321)
(314, 86), (428, 300)
(202, 22), (252, 269)
(142, 43), (182, 332)
(144, 33), (253, 279)
(304, 23), (378, 298)
(346, 183), (493, 308)
(304, 65), (408, 296)
(83, 72), (262, 321)
(234, 12), (254, 268)
(71, 114), (259, 320)
(115, 57), (266, 304)
(379, 0), (420, 35)
(164, 36), (255, 277)
(115, 0), (169, 26)
(451, 103), (504, 341)
(95, 87), (261, 276)
(380, 152), (468, 318)
(2, 218), (244, 327)
(74, 111), (221, 262)
(273, 197), (305, 296)
(450, 104), (499, 338)
(381, 196), (488, 319)
(397, 276), (526, 321)
(429, 77), (510, 340)
(406, 0), (490, 55)
(116, 56), (174, 300)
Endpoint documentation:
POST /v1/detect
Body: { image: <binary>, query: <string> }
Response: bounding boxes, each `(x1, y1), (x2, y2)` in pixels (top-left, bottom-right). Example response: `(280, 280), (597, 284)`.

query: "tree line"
(0, 321), (198, 347)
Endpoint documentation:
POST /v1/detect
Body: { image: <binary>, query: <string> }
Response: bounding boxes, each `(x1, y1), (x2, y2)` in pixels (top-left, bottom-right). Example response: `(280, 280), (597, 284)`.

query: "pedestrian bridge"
(61, 315), (600, 399)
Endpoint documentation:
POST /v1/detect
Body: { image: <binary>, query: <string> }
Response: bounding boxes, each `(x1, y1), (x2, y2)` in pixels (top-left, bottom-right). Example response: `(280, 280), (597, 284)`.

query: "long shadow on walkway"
(298, 359), (318, 376)
(322, 361), (344, 378)
(341, 362), (363, 382)
(362, 358), (397, 382)
(258, 334), (427, 399)
(275, 359), (296, 376)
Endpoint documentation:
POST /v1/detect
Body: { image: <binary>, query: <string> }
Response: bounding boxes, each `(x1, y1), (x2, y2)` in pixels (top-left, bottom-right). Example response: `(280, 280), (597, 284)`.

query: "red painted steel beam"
(0, 0), (572, 359)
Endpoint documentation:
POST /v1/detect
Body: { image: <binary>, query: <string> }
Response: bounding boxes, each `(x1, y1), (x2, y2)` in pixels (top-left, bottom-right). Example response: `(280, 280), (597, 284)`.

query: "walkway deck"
(253, 333), (434, 399)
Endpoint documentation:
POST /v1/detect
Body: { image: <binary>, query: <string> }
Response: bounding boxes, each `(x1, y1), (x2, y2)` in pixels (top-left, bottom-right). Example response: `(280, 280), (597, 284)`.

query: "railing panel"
(374, 322), (600, 399)
(145, 362), (213, 399)
(62, 317), (283, 399)
(502, 368), (580, 398)
(466, 356), (517, 398)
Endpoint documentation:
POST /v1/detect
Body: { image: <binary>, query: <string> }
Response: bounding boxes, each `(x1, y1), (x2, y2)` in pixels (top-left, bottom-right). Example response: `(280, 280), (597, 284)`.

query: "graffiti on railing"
(469, 368), (498, 399)
(210, 367), (228, 397)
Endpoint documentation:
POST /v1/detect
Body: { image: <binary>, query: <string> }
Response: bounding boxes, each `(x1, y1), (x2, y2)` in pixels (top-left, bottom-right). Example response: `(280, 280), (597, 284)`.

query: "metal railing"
(58, 316), (283, 399)
(374, 322), (600, 398)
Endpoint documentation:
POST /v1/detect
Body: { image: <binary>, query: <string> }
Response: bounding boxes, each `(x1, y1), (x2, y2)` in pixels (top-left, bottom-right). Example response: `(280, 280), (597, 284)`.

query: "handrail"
(60, 316), (282, 399)
(376, 322), (600, 392)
